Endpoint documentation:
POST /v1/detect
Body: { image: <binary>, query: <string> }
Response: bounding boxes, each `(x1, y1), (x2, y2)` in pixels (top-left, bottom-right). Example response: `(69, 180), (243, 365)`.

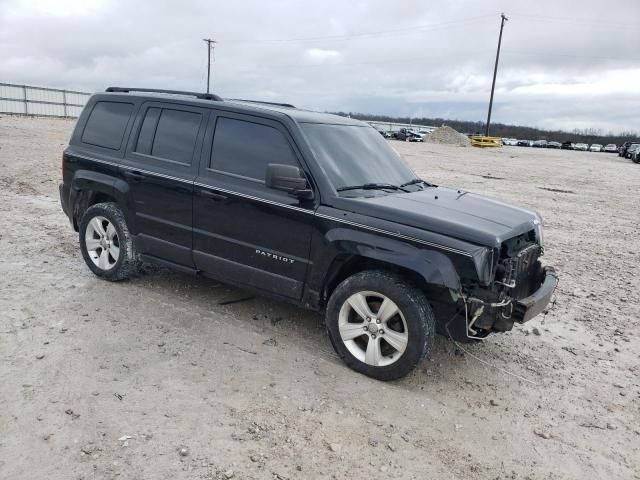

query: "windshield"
(300, 123), (416, 191)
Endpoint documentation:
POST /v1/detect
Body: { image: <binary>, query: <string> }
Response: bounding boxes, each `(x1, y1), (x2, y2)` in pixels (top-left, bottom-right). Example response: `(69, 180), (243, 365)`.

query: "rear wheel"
(326, 270), (435, 381)
(79, 202), (138, 281)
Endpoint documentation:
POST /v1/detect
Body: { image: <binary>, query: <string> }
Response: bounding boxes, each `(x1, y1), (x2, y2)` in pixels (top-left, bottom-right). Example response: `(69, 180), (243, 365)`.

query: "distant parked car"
(561, 141), (574, 150)
(408, 132), (424, 142)
(501, 138), (518, 146)
(618, 142), (629, 156)
(625, 143), (640, 159)
(517, 139), (532, 147)
(589, 144), (602, 152)
(574, 143), (588, 151)
(394, 128), (422, 141)
(603, 144), (617, 153)
(377, 129), (392, 138)
(619, 141), (640, 157)
(632, 147), (640, 164)
(547, 141), (562, 149)
(532, 140), (548, 148)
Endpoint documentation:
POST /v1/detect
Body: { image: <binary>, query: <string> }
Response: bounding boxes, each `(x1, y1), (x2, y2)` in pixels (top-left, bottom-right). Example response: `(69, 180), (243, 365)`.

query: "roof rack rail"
(105, 87), (223, 101)
(227, 98), (295, 108)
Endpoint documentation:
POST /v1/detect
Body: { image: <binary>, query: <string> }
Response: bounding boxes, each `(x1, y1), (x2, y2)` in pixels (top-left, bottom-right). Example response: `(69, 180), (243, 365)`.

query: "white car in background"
(574, 143), (588, 151)
(603, 144), (617, 153)
(501, 138), (518, 146)
(408, 132), (424, 142)
(589, 144), (602, 152)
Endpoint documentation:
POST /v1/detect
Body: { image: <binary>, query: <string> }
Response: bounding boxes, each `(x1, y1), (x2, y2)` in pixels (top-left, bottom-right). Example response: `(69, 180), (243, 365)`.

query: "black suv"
(60, 87), (558, 380)
(619, 141), (640, 157)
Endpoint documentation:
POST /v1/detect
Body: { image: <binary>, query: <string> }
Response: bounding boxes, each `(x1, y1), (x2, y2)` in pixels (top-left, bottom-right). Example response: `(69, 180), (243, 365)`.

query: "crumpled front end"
(455, 230), (558, 340)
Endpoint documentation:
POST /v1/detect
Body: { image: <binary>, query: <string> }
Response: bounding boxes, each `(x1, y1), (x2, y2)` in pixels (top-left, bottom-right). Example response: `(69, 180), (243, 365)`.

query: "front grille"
(503, 244), (542, 299)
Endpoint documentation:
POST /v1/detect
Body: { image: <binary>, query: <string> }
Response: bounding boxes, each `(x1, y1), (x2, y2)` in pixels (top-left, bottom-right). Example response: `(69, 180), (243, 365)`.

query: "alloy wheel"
(84, 216), (120, 270)
(338, 291), (409, 367)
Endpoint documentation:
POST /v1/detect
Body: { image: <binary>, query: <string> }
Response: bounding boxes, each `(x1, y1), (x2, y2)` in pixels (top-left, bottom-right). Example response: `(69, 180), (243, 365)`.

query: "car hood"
(342, 187), (540, 248)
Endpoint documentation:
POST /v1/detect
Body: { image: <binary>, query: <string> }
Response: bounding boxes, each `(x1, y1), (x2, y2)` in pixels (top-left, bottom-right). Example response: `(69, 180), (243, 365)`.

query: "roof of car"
(97, 89), (366, 127)
(225, 100), (366, 125)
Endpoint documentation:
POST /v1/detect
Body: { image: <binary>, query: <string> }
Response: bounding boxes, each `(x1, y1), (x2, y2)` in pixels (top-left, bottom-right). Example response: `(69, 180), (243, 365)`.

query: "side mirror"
(265, 163), (314, 200)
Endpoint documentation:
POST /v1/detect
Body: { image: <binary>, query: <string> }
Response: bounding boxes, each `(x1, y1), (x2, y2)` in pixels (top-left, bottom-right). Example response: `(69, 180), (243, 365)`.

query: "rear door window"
(134, 107), (202, 165)
(82, 101), (134, 150)
(210, 117), (298, 181)
(152, 109), (202, 165)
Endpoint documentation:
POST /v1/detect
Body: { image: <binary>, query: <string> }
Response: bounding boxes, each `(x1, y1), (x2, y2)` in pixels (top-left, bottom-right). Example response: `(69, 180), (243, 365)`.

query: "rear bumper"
(59, 183), (68, 216)
(512, 266), (559, 323)
(59, 183), (74, 227)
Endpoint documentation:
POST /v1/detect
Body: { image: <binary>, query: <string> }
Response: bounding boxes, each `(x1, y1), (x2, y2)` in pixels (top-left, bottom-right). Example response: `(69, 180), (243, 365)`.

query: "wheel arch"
(319, 229), (463, 307)
(70, 171), (131, 231)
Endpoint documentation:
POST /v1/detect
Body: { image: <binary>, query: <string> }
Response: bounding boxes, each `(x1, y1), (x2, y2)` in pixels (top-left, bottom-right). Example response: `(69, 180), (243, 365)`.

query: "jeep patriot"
(59, 87), (558, 380)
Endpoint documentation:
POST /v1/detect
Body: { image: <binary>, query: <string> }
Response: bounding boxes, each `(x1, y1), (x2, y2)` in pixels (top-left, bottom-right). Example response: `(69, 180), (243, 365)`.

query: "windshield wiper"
(337, 182), (409, 193)
(399, 178), (435, 188)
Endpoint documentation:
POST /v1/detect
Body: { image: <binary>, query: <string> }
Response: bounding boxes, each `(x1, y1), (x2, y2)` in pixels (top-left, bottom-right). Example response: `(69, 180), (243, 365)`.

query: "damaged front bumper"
(511, 266), (558, 323)
(458, 266), (559, 341)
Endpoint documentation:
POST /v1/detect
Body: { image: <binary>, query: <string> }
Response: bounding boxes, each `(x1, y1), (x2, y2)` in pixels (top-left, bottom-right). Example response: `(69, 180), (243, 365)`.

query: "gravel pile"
(425, 126), (470, 147)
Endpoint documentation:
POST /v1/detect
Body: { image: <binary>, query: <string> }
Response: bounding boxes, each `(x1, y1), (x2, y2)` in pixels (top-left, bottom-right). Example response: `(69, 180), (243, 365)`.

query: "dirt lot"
(1, 115), (639, 480)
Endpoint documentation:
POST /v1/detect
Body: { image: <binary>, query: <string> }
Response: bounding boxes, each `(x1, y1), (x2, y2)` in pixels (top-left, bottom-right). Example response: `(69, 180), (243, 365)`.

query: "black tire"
(79, 202), (139, 281)
(326, 270), (435, 381)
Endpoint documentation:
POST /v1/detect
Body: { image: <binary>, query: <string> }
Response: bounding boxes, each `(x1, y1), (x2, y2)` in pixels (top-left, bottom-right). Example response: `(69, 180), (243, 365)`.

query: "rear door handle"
(199, 189), (227, 201)
(124, 171), (145, 182)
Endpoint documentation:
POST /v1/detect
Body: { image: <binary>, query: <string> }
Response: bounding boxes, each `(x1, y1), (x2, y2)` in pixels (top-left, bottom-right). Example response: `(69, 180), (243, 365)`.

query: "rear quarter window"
(81, 101), (134, 150)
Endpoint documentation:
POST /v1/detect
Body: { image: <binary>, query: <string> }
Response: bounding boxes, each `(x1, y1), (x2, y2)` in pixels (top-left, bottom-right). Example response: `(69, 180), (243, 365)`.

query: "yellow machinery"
(471, 136), (502, 148)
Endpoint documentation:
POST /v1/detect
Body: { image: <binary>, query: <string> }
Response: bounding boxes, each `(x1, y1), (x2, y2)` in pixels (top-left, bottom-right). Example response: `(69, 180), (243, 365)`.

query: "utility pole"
(203, 38), (217, 93)
(485, 13), (507, 137)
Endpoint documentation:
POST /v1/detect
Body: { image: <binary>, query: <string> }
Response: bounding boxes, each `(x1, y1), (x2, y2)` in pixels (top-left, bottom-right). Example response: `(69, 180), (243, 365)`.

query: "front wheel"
(326, 270), (435, 381)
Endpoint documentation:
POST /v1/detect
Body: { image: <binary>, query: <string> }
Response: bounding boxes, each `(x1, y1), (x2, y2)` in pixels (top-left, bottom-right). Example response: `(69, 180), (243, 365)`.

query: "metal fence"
(0, 82), (91, 118)
(0, 83), (441, 132)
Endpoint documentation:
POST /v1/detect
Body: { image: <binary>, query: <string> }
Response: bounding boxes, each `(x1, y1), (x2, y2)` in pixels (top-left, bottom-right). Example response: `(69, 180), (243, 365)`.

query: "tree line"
(332, 112), (639, 146)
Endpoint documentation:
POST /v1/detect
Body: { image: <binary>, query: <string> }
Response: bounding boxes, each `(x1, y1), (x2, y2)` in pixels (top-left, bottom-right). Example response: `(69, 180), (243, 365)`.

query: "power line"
(221, 14), (495, 44)
(502, 49), (640, 62)
(509, 13), (639, 29)
(214, 49), (634, 76)
(211, 12), (630, 49)
(217, 52), (491, 73)
(208, 12), (636, 97)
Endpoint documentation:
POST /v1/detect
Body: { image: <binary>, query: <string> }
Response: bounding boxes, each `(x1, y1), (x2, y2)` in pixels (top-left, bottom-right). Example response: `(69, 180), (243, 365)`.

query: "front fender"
(325, 227), (462, 290)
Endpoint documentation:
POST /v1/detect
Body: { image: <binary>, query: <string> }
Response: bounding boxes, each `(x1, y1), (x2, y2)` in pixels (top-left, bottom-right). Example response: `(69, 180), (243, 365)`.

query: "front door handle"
(199, 189), (227, 201)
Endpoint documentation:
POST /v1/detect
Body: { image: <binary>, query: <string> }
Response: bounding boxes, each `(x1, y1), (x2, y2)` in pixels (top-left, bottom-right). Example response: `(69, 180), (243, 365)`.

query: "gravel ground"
(1, 115), (639, 480)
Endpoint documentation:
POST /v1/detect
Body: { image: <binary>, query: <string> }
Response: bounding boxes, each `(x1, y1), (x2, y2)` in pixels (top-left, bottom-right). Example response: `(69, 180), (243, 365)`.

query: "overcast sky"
(1, 0), (639, 133)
